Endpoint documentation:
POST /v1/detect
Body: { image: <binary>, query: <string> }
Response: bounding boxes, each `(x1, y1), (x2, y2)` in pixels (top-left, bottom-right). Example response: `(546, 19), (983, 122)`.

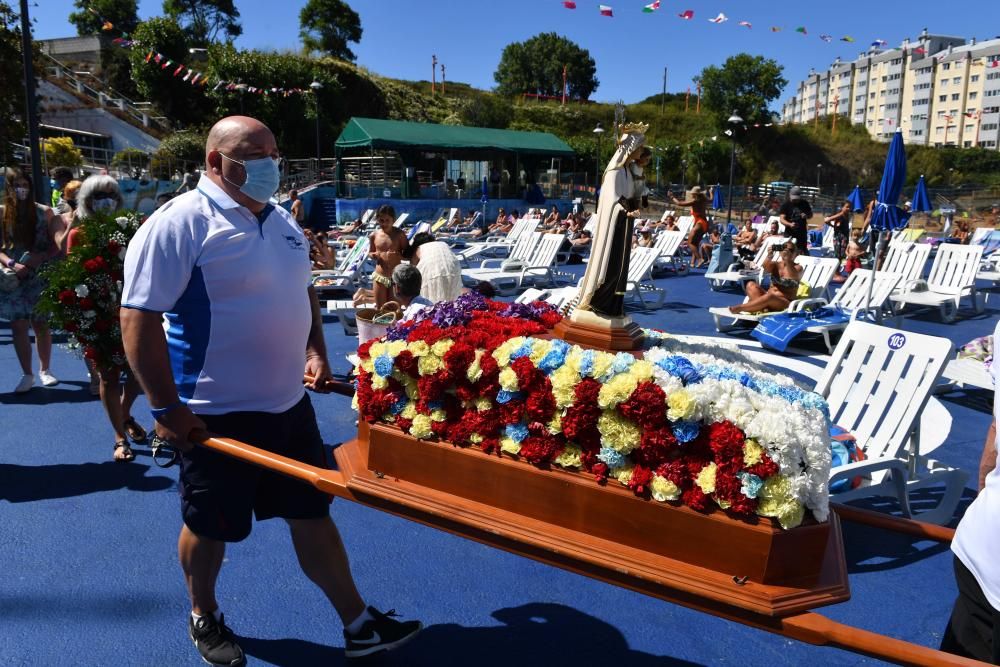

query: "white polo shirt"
(952, 317), (1000, 611)
(122, 176), (312, 415)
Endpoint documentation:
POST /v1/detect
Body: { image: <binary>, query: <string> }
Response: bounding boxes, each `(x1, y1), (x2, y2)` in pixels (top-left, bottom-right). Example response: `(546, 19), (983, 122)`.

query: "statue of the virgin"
(573, 122), (648, 320)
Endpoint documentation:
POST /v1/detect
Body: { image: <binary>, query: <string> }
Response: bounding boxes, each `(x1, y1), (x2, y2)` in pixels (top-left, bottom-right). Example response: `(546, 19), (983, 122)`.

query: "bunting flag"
(561, 1), (576, 8)
(599, 4), (613, 16)
(872, 39), (888, 47)
(795, 26), (807, 35)
(161, 59), (172, 69)
(990, 60), (1000, 68)
(913, 46), (926, 55)
(136, 48), (317, 98)
(144, 51), (153, 63)
(173, 64), (185, 76)
(819, 35), (833, 43)
(678, 9), (693, 19)
(101, 21), (113, 31)
(641, 1), (660, 12)
(708, 13), (728, 24)
(770, 26), (781, 32)
(840, 35), (855, 42)
(738, 21), (752, 29)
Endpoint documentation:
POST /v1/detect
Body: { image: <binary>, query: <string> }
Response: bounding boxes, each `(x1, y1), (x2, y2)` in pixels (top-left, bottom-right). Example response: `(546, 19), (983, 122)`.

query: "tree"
(696, 54), (787, 128)
(494, 33), (598, 101)
(149, 129), (206, 178)
(299, 0), (362, 61)
(162, 0), (241, 44)
(0, 1), (26, 163)
(68, 0), (139, 36)
(460, 94), (513, 129)
(41, 137), (84, 168)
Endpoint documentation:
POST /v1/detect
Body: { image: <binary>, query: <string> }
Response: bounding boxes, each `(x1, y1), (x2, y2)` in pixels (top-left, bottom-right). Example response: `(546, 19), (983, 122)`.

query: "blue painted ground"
(2, 259), (997, 666)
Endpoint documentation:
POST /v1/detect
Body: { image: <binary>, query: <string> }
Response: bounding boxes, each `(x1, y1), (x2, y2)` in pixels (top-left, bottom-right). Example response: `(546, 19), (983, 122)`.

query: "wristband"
(5, 258), (14, 269)
(151, 401), (184, 421)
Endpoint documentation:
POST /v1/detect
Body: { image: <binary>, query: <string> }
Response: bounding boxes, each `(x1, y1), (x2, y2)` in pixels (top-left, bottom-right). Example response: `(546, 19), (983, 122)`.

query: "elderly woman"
(73, 175), (147, 461)
(0, 169), (60, 393)
(404, 232), (462, 303)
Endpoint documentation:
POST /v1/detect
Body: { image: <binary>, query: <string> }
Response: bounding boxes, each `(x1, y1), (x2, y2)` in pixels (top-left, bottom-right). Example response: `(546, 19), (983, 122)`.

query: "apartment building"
(781, 29), (1000, 149)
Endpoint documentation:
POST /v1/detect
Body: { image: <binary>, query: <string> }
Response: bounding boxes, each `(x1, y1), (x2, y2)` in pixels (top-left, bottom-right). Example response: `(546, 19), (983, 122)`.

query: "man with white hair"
(120, 116), (421, 666)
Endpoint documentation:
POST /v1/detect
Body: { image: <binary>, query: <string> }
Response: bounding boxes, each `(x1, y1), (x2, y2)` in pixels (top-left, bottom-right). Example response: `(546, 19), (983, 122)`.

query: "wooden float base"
(337, 422), (850, 618)
(553, 310), (645, 351)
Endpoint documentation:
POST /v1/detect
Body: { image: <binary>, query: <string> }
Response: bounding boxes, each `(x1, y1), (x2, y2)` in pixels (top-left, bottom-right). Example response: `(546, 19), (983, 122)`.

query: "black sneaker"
(344, 607), (422, 658)
(189, 612), (246, 666)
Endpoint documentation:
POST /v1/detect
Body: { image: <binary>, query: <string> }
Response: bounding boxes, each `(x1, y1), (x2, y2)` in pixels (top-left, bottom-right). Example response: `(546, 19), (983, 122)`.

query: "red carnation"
(706, 421), (746, 461)
(627, 464), (654, 497)
(107, 240), (121, 253)
(499, 401), (525, 425)
(746, 454), (779, 480)
(682, 485), (710, 512)
(525, 377), (555, 423)
(479, 437), (501, 455)
(58, 290), (76, 305)
(395, 417), (412, 433)
(63, 321), (78, 332)
(357, 339), (375, 359)
(511, 356), (538, 391)
(83, 346), (98, 360)
(518, 433), (563, 464)
(443, 342), (475, 380)
(618, 381), (667, 428)
(79, 297), (95, 310)
(393, 350), (418, 377)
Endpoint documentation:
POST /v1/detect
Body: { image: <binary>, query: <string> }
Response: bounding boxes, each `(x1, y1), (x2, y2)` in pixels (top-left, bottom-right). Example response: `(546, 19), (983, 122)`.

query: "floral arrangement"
(38, 212), (142, 370)
(354, 297), (831, 529)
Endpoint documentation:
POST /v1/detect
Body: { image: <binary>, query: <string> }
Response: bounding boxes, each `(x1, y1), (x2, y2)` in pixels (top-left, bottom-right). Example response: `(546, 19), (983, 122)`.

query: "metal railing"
(41, 52), (172, 134)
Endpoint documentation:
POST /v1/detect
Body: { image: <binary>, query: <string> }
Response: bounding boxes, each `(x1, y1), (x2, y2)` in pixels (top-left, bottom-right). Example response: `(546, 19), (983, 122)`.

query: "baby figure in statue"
(573, 122), (649, 320)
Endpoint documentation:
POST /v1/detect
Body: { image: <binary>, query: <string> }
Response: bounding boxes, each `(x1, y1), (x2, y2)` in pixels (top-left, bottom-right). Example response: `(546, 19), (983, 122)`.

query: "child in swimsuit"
(367, 204), (409, 308)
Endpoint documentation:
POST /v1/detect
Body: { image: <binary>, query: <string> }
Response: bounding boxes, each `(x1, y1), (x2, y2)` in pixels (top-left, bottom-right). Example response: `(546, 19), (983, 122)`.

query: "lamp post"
(593, 122), (605, 199)
(815, 163), (822, 203)
(725, 111), (743, 227)
(19, 0), (44, 204)
(310, 80), (322, 164)
(680, 158), (687, 197)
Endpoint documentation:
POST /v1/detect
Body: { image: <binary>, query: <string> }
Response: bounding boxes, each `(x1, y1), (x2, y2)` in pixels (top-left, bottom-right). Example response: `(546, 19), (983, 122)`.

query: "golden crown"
(619, 121), (649, 136)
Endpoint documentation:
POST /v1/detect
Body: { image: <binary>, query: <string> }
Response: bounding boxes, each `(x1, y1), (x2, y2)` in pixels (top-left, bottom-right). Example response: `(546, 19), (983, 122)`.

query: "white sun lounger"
(626, 247), (667, 310)
(707, 256), (839, 332)
(650, 230), (688, 275)
(889, 244), (984, 322)
(705, 236), (788, 291)
(462, 233), (565, 295)
(817, 320), (967, 524)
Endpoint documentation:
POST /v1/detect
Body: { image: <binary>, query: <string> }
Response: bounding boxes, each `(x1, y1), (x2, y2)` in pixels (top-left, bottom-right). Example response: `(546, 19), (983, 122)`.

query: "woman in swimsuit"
(670, 186), (711, 268)
(728, 242), (803, 314)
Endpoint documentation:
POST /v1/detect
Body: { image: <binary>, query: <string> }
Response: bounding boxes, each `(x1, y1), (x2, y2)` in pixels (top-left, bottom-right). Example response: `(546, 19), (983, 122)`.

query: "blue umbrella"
(847, 185), (866, 212)
(911, 174), (932, 213)
(868, 131), (911, 232)
(712, 184), (724, 210)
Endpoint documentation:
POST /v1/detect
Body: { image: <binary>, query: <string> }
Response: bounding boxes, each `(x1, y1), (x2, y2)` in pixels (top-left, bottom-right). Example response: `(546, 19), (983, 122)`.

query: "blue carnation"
(579, 350), (596, 378)
(538, 340), (570, 374)
(427, 400), (444, 410)
(673, 420), (700, 444)
(510, 340), (534, 360)
(737, 472), (764, 499)
(505, 423), (529, 443)
(611, 352), (635, 376)
(597, 447), (626, 470)
(497, 390), (524, 404)
(373, 354), (394, 378)
(655, 355), (702, 385)
(389, 398), (407, 415)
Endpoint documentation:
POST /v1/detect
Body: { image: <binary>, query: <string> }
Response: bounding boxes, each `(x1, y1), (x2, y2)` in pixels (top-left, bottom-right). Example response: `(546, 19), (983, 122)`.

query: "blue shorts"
(179, 394), (331, 542)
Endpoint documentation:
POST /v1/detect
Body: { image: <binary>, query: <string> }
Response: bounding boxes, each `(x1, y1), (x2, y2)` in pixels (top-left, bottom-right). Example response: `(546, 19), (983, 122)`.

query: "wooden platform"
(337, 422), (851, 618)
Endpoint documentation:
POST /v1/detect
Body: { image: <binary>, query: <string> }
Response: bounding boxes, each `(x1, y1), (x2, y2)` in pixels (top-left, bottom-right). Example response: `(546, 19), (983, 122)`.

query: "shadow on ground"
(0, 461), (174, 502)
(242, 602), (704, 667)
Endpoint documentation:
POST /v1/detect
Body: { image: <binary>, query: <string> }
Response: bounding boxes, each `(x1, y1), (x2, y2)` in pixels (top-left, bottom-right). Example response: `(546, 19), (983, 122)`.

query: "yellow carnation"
(529, 339), (551, 364)
(743, 439), (765, 467)
(386, 340), (407, 357)
(597, 411), (641, 454)
(695, 462), (718, 494)
(498, 367), (519, 391)
(615, 465), (635, 486)
(554, 444), (582, 468)
(409, 414), (433, 439)
(400, 403), (417, 420)
(630, 360), (655, 382)
(404, 381), (419, 400)
(369, 342), (386, 359)
(371, 374), (389, 390)
(407, 340), (430, 357)
(430, 409), (447, 422)
(598, 373), (639, 410)
(417, 354), (444, 376)
(564, 347), (585, 374)
(431, 339), (454, 357)
(756, 475), (806, 529)
(500, 436), (522, 456)
(650, 475), (681, 502)
(360, 358), (374, 374)
(474, 397), (493, 412)
(547, 412), (563, 435)
(589, 352), (613, 380)
(550, 365), (581, 408)
(492, 337), (525, 367)
(351, 393), (359, 410)
(470, 434), (484, 444)
(466, 350), (484, 382)
(667, 389), (696, 421)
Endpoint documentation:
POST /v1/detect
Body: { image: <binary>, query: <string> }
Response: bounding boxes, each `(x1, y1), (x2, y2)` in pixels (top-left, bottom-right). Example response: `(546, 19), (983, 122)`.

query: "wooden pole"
(661, 66), (667, 115)
(832, 97), (839, 135)
(831, 503), (955, 542)
(562, 64), (567, 105)
(441, 63), (446, 96)
(432, 54), (437, 94)
(685, 87), (690, 113)
(696, 83), (701, 115)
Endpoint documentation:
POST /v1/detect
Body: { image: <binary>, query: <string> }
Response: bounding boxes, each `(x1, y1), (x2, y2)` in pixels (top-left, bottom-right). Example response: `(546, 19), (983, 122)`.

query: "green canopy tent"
(334, 117), (575, 198)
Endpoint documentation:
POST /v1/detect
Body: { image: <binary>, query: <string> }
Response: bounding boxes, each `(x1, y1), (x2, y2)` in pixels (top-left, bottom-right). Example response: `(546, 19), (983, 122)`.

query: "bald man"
(121, 116), (421, 666)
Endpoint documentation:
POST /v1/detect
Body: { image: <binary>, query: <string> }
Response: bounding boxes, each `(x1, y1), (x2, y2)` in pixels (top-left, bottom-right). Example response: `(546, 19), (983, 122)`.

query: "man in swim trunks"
(367, 204), (409, 308)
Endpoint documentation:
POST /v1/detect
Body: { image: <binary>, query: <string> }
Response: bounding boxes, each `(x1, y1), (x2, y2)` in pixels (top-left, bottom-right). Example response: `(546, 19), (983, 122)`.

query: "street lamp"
(310, 80), (323, 164)
(593, 122), (605, 195)
(725, 112), (743, 227)
(815, 163), (822, 202)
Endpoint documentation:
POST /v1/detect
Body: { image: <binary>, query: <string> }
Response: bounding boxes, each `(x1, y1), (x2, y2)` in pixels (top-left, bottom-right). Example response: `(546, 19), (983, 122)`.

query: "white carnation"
(74, 284), (89, 298)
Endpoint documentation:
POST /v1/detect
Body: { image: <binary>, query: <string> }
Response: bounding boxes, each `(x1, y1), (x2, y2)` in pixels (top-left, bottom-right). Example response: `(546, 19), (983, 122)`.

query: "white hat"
(904, 201), (912, 208)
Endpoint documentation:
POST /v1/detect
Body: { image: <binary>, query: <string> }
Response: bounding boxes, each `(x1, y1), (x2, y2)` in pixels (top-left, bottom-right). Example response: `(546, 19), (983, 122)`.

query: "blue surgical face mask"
(221, 153), (280, 204)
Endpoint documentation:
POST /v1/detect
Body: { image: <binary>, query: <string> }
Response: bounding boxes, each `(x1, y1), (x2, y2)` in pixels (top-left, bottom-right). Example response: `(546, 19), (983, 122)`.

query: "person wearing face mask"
(50, 167), (73, 209)
(0, 169), (59, 393)
(70, 175), (148, 456)
(120, 116), (422, 666)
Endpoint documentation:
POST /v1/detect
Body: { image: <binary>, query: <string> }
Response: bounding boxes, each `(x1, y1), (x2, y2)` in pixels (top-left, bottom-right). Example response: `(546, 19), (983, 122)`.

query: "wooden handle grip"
(831, 503), (955, 543)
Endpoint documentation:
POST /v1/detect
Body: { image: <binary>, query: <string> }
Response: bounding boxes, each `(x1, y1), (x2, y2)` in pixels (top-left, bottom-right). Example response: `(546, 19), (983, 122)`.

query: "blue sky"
(35, 0), (1000, 105)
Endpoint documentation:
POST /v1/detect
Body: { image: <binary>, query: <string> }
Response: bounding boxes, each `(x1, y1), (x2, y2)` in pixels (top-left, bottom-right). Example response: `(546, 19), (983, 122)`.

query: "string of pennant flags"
(560, 1), (938, 53)
(89, 7), (317, 98)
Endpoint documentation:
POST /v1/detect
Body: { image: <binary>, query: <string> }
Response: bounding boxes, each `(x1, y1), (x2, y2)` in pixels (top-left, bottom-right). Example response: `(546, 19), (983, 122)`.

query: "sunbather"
(728, 242), (803, 314)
